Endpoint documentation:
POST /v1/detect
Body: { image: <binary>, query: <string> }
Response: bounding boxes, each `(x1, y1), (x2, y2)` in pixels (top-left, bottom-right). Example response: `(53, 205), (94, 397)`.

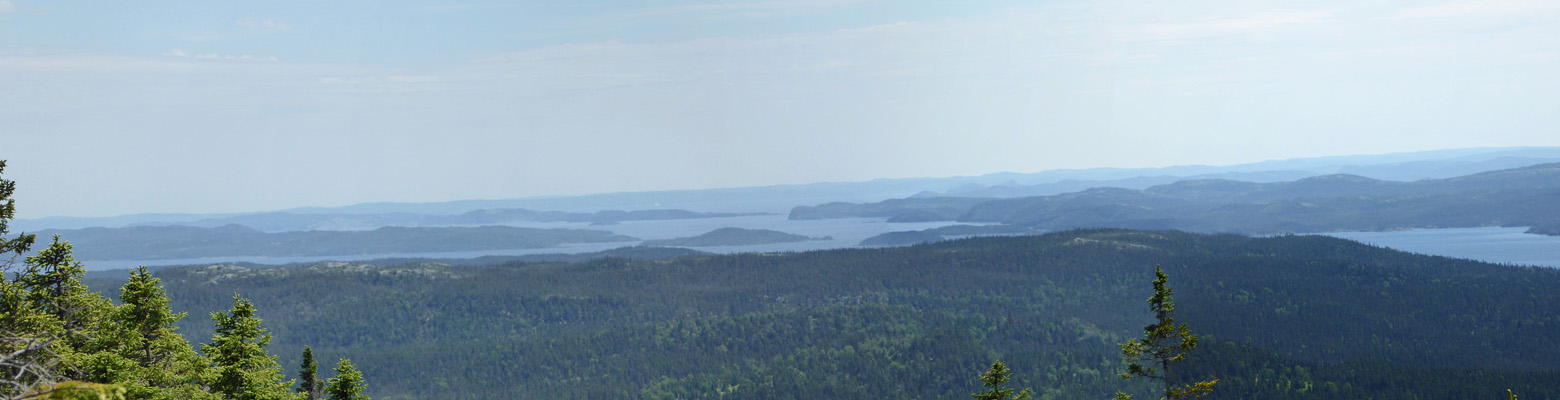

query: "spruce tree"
(324, 359), (368, 400)
(16, 236), (117, 382)
(1115, 266), (1216, 400)
(203, 295), (295, 400)
(118, 267), (187, 367)
(87, 266), (217, 400)
(972, 361), (1031, 400)
(18, 237), (95, 335)
(0, 161), (35, 261)
(0, 160), (125, 399)
(298, 347), (320, 400)
(0, 159), (54, 399)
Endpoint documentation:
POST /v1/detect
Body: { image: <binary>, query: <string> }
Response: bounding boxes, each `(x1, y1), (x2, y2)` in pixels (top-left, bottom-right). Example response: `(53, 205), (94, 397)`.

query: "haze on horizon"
(2, 0), (1558, 218)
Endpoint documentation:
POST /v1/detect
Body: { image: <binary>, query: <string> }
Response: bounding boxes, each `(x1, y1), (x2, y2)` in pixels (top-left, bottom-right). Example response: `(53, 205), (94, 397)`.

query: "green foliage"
(1117, 266), (1216, 400)
(972, 361), (1031, 400)
(204, 295), (295, 400)
(323, 359), (367, 400)
(0, 160), (36, 259)
(115, 267), (188, 365)
(1174, 337), (1559, 399)
(9, 236), (119, 385)
(1, 166), (66, 396)
(0, 161), (304, 400)
(76, 266), (216, 400)
(298, 347), (319, 400)
(19, 237), (99, 336)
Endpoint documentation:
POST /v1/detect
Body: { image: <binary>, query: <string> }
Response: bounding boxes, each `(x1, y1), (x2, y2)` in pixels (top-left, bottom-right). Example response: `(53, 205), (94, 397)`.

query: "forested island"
(1527, 223), (1560, 236)
(639, 227), (821, 247)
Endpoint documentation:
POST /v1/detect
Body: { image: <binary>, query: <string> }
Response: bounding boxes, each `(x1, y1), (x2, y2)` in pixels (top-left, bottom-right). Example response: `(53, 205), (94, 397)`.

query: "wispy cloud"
(0, 0), (15, 13)
(840, 21), (911, 33)
(195, 53), (278, 62)
(0, 51), (204, 72)
(411, 3), (522, 12)
(637, 0), (872, 19)
(1126, 9), (1336, 43)
(387, 75), (438, 83)
(1395, 0), (1558, 19)
(236, 18), (292, 30)
(161, 48), (277, 62)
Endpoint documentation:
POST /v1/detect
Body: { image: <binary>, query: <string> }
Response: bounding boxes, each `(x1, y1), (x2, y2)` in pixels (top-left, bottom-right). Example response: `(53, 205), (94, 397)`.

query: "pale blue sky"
(2, 0), (1558, 218)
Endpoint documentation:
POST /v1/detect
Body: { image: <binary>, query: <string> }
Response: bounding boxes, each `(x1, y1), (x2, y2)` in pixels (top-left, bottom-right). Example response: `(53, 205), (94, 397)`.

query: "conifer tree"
(118, 267), (187, 367)
(972, 361), (1031, 400)
(203, 295), (295, 400)
(17, 237), (97, 337)
(15, 236), (117, 382)
(1115, 266), (1216, 400)
(298, 347), (319, 400)
(323, 359), (367, 400)
(0, 162), (33, 266)
(81, 266), (217, 400)
(0, 161), (125, 399)
(0, 160), (54, 400)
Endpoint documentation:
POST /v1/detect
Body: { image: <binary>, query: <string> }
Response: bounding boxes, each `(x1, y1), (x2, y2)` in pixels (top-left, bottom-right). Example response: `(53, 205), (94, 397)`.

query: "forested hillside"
(82, 230), (1560, 399)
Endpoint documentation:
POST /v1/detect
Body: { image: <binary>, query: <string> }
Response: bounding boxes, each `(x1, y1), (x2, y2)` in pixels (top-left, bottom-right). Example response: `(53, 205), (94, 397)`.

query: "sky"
(2, 0), (1558, 218)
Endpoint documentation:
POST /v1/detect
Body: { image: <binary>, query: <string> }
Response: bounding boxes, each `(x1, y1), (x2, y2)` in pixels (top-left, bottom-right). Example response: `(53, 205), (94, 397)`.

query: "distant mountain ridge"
(18, 146), (1560, 231)
(831, 162), (1560, 239)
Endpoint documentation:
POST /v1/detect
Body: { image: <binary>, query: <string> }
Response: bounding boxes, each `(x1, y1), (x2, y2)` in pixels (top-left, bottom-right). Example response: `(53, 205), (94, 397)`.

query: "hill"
(639, 227), (818, 247)
(857, 230), (943, 246)
(85, 230), (1560, 399)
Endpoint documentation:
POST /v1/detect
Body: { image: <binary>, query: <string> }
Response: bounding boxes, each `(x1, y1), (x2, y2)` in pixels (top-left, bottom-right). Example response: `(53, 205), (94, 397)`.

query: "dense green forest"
(74, 230), (1560, 399)
(793, 162), (1560, 236)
